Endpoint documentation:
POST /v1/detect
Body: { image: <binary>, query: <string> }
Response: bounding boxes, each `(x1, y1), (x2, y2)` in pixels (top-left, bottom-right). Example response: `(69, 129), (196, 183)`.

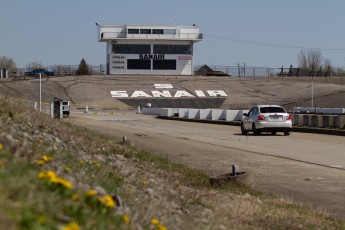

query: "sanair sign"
(110, 84), (228, 98)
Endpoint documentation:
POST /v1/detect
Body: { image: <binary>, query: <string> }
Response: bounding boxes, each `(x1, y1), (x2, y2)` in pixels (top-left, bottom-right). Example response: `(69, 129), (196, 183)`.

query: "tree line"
(0, 57), (92, 76)
(1, 51), (344, 77)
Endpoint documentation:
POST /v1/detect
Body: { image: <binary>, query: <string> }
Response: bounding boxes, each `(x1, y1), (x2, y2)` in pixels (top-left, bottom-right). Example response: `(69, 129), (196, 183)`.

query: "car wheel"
(252, 123), (261, 135)
(241, 123), (248, 135)
(284, 131), (291, 136)
(271, 131), (277, 135)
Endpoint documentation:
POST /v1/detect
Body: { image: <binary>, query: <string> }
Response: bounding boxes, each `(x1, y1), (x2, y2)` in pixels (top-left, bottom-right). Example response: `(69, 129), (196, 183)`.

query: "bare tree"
(26, 61), (44, 70)
(297, 49), (324, 76)
(308, 49), (322, 75)
(297, 49), (308, 69)
(0, 56), (17, 70)
(323, 58), (332, 76)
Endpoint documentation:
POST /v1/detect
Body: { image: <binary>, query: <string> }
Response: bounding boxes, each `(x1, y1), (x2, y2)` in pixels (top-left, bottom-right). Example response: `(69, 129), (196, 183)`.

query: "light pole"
(39, 73), (42, 112)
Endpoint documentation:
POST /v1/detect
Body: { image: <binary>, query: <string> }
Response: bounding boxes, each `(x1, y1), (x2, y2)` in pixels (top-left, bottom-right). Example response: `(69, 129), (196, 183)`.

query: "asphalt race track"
(69, 112), (345, 220)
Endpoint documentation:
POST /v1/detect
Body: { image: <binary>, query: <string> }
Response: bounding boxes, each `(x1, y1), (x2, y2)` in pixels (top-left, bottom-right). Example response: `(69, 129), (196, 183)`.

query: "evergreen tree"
(76, 58), (90, 75)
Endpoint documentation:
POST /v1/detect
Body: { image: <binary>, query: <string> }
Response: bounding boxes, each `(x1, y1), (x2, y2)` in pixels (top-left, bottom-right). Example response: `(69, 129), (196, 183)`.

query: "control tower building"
(97, 24), (202, 75)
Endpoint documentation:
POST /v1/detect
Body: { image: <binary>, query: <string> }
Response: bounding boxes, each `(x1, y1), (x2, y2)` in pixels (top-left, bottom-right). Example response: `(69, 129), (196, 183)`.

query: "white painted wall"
(142, 108), (247, 121)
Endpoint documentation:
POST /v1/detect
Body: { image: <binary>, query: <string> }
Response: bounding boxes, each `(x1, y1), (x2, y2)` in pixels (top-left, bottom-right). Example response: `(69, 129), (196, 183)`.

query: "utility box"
(1, 69), (8, 78)
(50, 97), (70, 119)
(62, 101), (70, 117)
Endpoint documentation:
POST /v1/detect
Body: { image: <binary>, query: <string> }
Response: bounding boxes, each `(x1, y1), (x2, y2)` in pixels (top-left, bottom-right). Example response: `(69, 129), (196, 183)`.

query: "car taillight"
(287, 114), (291, 120)
(258, 115), (265, 120)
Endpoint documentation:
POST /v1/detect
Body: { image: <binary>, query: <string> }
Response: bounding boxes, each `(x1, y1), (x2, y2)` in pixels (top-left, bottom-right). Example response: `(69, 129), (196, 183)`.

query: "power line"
(204, 34), (345, 51)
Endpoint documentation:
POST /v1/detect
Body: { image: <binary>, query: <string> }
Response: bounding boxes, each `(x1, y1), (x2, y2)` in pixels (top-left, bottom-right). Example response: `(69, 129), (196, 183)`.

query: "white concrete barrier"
(188, 109), (200, 119)
(141, 108), (345, 129)
(211, 109), (226, 120)
(179, 108), (190, 118)
(142, 108), (247, 121)
(290, 114), (345, 129)
(200, 109), (212, 119)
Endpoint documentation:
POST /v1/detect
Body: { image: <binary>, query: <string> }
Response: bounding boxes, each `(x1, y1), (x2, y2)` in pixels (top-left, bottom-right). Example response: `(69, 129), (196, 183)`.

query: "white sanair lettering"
(194, 90), (206, 97)
(110, 87), (228, 98)
(207, 90), (228, 97)
(151, 91), (172, 98)
(110, 91), (128, 97)
(174, 90), (195, 98)
(131, 91), (152, 98)
(154, 84), (174, 89)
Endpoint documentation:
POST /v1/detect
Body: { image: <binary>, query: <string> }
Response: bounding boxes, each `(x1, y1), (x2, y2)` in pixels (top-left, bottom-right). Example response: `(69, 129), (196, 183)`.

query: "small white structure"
(1, 69), (9, 78)
(97, 24), (202, 75)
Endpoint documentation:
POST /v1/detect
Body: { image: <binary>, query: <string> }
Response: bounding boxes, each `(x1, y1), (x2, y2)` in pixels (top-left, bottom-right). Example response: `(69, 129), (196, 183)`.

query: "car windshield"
(260, 107), (285, 113)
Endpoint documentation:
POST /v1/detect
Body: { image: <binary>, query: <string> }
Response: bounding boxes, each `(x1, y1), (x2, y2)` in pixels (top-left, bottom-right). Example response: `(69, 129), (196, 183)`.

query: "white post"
(34, 102), (37, 109)
(85, 105), (89, 113)
(39, 73), (42, 112)
(137, 106), (141, 114)
(311, 81), (314, 107)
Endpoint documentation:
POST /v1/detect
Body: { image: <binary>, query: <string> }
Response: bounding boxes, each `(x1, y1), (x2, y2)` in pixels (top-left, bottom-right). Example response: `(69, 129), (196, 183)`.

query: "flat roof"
(97, 24), (202, 42)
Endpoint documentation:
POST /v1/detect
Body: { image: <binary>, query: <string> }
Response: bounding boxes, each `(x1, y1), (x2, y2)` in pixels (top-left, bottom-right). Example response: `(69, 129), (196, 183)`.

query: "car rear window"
(260, 107), (285, 113)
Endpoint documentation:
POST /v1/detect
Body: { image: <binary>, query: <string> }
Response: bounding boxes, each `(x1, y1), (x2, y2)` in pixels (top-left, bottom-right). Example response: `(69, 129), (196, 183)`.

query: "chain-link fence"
(194, 65), (345, 78)
(2, 64), (344, 81)
(5, 65), (106, 78)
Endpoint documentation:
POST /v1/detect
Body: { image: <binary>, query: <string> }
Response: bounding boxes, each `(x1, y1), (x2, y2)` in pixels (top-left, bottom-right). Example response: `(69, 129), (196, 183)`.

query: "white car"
(241, 105), (292, 135)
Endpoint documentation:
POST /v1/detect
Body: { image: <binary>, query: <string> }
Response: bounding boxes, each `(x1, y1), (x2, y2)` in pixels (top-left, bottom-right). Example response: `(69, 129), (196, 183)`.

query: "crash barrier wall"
(292, 114), (345, 129)
(143, 108), (345, 130)
(142, 108), (248, 121)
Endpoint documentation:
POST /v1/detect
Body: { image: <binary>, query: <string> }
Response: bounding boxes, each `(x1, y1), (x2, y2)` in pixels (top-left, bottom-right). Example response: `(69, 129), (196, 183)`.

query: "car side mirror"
(243, 113), (248, 116)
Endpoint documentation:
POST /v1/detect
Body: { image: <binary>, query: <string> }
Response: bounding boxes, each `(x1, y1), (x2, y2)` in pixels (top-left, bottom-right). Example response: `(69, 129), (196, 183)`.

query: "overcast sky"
(1, 0), (345, 68)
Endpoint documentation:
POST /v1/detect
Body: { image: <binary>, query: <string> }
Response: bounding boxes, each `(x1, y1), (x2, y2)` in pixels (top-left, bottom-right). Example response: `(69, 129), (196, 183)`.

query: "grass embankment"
(0, 97), (344, 230)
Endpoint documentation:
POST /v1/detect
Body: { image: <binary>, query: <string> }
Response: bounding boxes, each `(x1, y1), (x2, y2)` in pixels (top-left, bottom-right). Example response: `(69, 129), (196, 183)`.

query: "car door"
(249, 107), (258, 128)
(244, 107), (258, 129)
(243, 107), (254, 129)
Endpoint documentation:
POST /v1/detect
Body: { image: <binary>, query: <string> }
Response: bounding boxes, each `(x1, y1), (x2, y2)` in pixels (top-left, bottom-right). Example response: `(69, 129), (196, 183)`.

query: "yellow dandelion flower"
(98, 195), (116, 208)
(86, 189), (97, 197)
(47, 170), (56, 178)
(142, 179), (147, 186)
(64, 167), (71, 172)
(50, 176), (60, 183)
(38, 171), (46, 179)
(71, 194), (79, 201)
(79, 160), (84, 164)
(42, 155), (50, 162)
(151, 218), (160, 225)
(122, 214), (130, 224)
(45, 170), (57, 179)
(37, 160), (45, 165)
(0, 143), (3, 151)
(37, 215), (45, 224)
(62, 221), (80, 230)
(157, 224), (168, 230)
(58, 178), (73, 189)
